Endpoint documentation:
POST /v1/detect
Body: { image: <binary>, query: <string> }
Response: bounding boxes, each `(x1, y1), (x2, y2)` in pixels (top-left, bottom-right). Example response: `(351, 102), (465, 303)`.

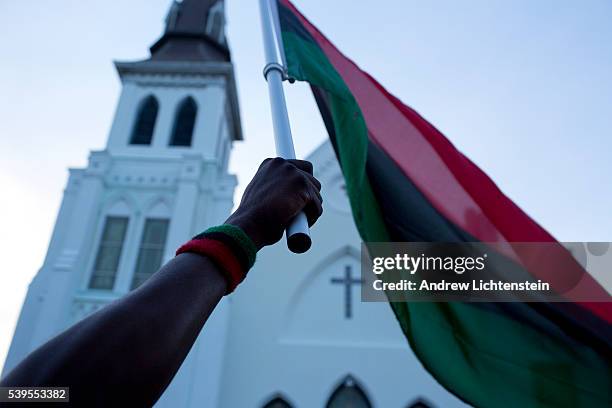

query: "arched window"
(262, 396), (293, 408)
(326, 376), (372, 408)
(89, 199), (132, 290)
(131, 218), (169, 289)
(169, 97), (197, 147)
(130, 95), (158, 145)
(209, 12), (224, 41)
(89, 216), (129, 290)
(206, 1), (226, 44)
(406, 398), (434, 408)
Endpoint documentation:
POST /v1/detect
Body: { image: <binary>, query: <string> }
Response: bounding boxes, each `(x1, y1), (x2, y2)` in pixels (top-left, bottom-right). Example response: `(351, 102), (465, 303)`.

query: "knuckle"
(269, 157), (286, 168)
(261, 157), (275, 167)
(300, 160), (313, 172)
(283, 162), (298, 176)
(297, 174), (310, 188)
(289, 174), (309, 192)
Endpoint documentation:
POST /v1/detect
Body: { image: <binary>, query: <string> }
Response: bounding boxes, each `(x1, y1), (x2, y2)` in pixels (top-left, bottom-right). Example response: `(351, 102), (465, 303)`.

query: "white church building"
(2, 1), (466, 407)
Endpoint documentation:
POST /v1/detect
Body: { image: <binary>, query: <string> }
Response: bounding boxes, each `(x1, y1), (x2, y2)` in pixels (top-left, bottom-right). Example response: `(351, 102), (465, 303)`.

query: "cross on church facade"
(330, 265), (364, 319)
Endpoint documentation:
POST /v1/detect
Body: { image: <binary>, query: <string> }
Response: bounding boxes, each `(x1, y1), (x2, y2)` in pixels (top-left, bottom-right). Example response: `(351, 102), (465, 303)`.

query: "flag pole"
(269, 0), (287, 67)
(259, 0), (312, 254)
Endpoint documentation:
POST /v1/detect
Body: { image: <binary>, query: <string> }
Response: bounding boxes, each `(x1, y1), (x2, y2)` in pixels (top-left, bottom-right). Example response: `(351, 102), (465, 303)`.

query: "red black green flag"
(276, 1), (611, 406)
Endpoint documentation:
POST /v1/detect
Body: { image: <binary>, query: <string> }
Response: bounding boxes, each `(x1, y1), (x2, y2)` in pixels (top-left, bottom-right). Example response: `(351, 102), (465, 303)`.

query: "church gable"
(279, 245), (407, 348)
(308, 141), (351, 216)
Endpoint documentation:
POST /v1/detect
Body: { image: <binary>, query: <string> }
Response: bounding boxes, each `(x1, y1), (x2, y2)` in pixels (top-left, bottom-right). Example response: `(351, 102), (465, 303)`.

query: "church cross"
(330, 265), (364, 319)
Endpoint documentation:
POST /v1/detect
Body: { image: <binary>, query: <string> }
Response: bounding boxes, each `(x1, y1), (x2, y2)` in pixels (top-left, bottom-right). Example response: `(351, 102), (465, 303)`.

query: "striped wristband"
(176, 224), (257, 294)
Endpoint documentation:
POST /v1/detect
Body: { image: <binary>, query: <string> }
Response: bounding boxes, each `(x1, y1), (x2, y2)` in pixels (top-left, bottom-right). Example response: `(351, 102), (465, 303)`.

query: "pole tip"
(287, 232), (311, 254)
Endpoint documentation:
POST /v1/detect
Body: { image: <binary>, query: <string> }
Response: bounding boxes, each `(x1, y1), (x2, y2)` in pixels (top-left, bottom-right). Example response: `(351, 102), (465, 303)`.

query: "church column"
(162, 155), (202, 262)
(192, 84), (225, 158)
(151, 89), (179, 149)
(41, 169), (82, 269)
(28, 153), (108, 350)
(112, 207), (144, 294)
(106, 82), (140, 151)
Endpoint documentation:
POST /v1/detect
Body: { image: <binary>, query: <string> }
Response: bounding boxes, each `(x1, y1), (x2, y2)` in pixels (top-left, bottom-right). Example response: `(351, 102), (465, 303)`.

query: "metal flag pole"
(259, 0), (312, 254)
(269, 0), (287, 67)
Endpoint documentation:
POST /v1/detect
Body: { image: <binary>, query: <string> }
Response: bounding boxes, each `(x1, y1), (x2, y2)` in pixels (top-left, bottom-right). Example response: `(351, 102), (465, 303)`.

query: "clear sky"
(1, 0), (611, 367)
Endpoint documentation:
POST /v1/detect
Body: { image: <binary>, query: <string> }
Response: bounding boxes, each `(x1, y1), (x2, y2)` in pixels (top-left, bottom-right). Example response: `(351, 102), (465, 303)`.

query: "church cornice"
(115, 60), (233, 77)
(120, 74), (222, 88)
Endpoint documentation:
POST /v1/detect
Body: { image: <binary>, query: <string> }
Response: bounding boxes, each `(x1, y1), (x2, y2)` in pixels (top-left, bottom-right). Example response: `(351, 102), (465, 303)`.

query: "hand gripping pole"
(259, 0), (311, 253)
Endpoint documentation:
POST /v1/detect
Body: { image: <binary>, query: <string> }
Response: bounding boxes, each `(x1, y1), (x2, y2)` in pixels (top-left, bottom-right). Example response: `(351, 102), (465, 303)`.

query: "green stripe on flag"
(277, 2), (612, 406)
(282, 29), (389, 243)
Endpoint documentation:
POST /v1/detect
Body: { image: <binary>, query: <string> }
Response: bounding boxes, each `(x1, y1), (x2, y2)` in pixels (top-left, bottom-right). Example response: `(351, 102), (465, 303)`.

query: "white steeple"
(2, 6), (241, 406)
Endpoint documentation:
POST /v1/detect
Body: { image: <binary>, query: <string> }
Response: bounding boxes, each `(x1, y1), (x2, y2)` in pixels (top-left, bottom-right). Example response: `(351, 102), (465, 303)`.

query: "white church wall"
(192, 85), (227, 159)
(212, 109), (233, 174)
(105, 80), (139, 153)
(2, 273), (46, 373)
(42, 169), (82, 268)
(149, 87), (184, 149)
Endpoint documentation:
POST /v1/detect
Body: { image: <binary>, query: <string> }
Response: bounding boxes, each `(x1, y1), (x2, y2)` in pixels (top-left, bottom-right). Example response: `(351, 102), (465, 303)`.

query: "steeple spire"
(149, 0), (230, 62)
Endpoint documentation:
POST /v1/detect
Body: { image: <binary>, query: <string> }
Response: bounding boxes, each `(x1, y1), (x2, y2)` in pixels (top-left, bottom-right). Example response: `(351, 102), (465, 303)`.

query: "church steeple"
(150, 0), (230, 62)
(3, 2), (241, 401)
(111, 0), (242, 147)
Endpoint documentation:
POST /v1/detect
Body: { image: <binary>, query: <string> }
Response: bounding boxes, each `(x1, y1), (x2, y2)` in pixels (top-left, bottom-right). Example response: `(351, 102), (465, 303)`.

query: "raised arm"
(0, 158), (322, 407)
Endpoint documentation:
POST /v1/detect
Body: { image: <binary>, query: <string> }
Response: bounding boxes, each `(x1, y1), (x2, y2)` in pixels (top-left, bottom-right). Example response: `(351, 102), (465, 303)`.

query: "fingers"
(259, 157), (324, 226)
(284, 161), (323, 227)
(306, 172), (322, 192)
(264, 158), (321, 192)
(288, 160), (322, 192)
(287, 159), (313, 175)
(302, 174), (323, 227)
(261, 157), (311, 173)
(303, 185), (323, 227)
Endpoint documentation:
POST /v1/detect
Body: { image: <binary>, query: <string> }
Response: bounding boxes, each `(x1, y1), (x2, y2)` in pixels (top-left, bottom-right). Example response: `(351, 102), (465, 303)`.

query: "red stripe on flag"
(280, 0), (611, 321)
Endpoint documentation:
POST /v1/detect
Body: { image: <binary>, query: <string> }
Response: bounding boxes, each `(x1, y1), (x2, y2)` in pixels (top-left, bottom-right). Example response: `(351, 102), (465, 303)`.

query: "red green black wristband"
(176, 224), (257, 294)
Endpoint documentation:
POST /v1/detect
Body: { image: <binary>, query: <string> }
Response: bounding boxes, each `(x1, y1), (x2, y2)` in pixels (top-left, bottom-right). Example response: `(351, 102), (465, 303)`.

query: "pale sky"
(1, 0), (611, 367)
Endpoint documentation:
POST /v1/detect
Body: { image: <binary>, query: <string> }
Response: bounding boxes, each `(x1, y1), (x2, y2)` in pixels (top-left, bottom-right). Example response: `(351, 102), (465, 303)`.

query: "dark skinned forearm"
(0, 253), (226, 407)
(0, 158), (324, 407)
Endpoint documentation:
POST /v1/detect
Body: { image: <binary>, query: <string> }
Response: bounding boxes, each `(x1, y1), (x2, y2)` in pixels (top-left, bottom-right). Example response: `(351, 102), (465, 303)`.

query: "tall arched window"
(262, 396), (293, 408)
(169, 97), (197, 147)
(206, 1), (226, 45)
(89, 216), (129, 290)
(89, 199), (132, 290)
(131, 218), (169, 289)
(130, 95), (158, 145)
(406, 399), (433, 408)
(326, 376), (372, 408)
